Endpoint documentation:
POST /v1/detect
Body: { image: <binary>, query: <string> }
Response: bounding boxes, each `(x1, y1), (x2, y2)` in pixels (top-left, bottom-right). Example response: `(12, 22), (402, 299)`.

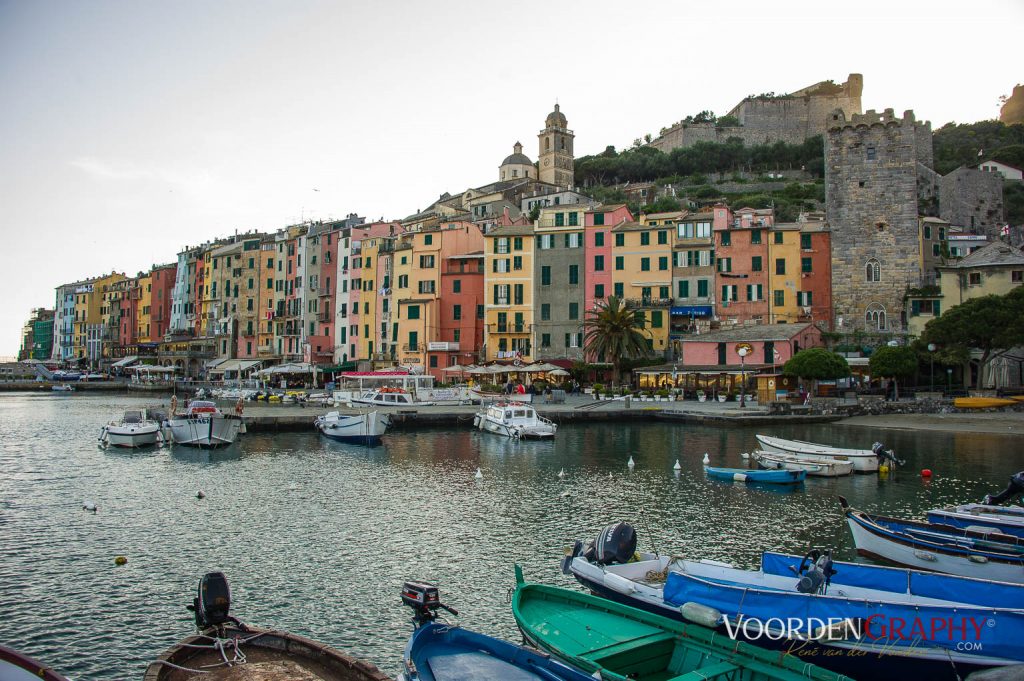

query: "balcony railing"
(402, 344), (420, 352)
(623, 297), (674, 309)
(489, 323), (530, 333)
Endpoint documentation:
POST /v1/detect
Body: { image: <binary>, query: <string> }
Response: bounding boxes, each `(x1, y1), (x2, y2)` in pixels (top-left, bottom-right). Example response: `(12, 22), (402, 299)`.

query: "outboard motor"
(187, 572), (243, 633)
(871, 442), (905, 468)
(401, 581), (458, 626)
(582, 522), (637, 566)
(984, 470), (1024, 505)
(795, 549), (837, 595)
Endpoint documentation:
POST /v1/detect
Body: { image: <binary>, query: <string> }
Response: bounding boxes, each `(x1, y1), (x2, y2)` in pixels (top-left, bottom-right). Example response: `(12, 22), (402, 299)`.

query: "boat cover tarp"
(761, 552), (1024, 608)
(662, 570), (1024, 661)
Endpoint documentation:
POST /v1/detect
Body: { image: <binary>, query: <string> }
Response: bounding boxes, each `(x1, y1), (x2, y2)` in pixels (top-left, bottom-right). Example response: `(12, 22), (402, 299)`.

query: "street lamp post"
(736, 344), (752, 408)
(927, 343), (936, 393)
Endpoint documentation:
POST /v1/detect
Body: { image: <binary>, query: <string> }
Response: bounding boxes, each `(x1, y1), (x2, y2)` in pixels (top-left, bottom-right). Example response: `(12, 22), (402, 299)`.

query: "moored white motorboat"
(351, 387), (431, 407)
(755, 434), (901, 473)
(100, 408), (163, 448)
(51, 383), (74, 392)
(473, 402), (556, 439)
(752, 449), (853, 477)
(165, 400), (242, 448)
(927, 503), (1024, 539)
(314, 410), (389, 446)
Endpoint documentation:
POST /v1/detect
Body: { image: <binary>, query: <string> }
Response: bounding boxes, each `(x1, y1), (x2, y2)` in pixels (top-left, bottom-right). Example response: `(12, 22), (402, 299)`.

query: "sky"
(1, 0), (1022, 356)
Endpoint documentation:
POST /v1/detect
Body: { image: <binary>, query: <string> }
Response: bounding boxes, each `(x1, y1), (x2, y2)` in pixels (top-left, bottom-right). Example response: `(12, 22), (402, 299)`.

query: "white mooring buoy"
(628, 456), (635, 468)
(673, 459), (682, 471)
(196, 490), (206, 499)
(702, 452), (710, 465)
(475, 468), (483, 480)
(558, 468), (565, 479)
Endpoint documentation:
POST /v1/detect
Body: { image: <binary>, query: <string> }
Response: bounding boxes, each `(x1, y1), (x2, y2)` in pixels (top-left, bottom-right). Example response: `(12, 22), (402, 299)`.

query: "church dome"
(502, 152), (533, 166)
(545, 103), (567, 128)
(500, 142), (532, 167)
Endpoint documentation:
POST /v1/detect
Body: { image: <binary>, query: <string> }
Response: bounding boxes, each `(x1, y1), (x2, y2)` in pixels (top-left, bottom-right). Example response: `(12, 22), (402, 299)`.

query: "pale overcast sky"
(1, 0), (1022, 355)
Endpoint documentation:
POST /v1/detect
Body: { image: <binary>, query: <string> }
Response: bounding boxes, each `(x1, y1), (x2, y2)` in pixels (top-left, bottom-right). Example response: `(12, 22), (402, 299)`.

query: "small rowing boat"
(751, 450), (853, 477)
(705, 465), (806, 484)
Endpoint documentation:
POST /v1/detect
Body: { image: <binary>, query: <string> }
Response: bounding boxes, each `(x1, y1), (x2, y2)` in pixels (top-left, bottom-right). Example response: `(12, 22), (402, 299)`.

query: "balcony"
(623, 297), (674, 309)
(489, 323), (531, 334)
(402, 344), (421, 352)
(318, 311), (332, 323)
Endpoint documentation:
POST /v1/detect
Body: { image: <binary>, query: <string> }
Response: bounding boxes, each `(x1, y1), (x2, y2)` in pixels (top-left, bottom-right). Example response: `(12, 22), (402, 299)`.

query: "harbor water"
(2, 392), (1023, 680)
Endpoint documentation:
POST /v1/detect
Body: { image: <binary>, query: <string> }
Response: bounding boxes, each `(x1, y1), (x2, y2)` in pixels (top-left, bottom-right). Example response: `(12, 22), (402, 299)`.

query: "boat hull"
(752, 451), (853, 477)
(315, 411), (388, 446)
(705, 466), (806, 484)
(144, 624), (390, 681)
(166, 415), (241, 448)
(927, 504), (1024, 539)
(568, 552), (1024, 680)
(513, 567), (848, 681)
(755, 434), (878, 472)
(399, 621), (595, 681)
(104, 423), (161, 448)
(842, 503), (1024, 583)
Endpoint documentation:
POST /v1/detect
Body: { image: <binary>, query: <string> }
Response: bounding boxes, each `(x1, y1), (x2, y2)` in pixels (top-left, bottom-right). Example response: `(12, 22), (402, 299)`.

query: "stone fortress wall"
(649, 74), (863, 152)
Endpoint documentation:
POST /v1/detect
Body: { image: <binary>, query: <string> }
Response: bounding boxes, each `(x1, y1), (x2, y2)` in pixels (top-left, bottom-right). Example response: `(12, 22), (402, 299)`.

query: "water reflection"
(1, 393), (1023, 679)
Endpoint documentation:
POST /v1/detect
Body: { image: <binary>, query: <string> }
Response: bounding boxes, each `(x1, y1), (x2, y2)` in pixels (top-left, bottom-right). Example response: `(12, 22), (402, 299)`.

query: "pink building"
(677, 323), (822, 368)
(584, 203), (633, 313)
(150, 264), (177, 341)
(713, 206), (774, 324)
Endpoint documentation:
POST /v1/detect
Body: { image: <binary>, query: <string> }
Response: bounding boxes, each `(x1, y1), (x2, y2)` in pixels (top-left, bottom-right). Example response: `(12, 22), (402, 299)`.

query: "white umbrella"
(442, 364), (468, 373)
(549, 368), (570, 376)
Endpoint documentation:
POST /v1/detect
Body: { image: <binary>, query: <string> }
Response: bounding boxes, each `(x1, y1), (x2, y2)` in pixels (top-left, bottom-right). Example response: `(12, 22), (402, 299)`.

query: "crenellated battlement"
(827, 108), (927, 132)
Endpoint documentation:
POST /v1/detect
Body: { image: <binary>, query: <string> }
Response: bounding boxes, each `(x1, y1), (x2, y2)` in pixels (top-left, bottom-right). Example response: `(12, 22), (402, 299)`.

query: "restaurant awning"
(255, 362), (315, 376)
(208, 359), (261, 375)
(112, 355), (139, 368)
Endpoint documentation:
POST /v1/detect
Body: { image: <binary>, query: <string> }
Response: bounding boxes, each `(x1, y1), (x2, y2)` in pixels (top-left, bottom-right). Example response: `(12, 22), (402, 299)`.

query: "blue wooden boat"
(927, 503), (1024, 539)
(563, 524), (1024, 681)
(397, 581), (595, 681)
(841, 497), (1024, 583)
(705, 465), (805, 484)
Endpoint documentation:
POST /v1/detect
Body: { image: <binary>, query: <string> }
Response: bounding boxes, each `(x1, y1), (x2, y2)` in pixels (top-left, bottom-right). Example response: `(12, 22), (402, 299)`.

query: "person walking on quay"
(505, 379), (514, 395)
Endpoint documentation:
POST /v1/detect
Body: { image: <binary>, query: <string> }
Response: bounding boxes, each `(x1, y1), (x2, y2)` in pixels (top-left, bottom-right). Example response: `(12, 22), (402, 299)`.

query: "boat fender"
(603, 572), (637, 595)
(968, 555), (989, 564)
(913, 550), (938, 562)
(732, 473), (748, 482)
(679, 602), (723, 628)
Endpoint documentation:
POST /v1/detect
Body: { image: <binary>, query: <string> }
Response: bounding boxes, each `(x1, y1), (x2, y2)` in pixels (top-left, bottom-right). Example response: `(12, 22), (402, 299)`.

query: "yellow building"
(610, 221), (672, 355)
(766, 225), (801, 323)
(484, 225), (535, 362)
(233, 236), (265, 358)
(206, 241), (242, 357)
(136, 272), (153, 342)
(73, 272), (125, 366)
(356, 235), (389, 362)
(257, 237), (278, 360)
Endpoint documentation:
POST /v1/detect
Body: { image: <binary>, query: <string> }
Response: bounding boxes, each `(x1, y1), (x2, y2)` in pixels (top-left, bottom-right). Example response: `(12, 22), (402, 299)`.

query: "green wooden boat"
(511, 566), (851, 681)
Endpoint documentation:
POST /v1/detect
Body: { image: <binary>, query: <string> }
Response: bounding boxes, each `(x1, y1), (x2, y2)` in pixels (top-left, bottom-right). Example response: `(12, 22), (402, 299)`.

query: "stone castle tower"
(538, 104), (574, 187)
(826, 108), (933, 334)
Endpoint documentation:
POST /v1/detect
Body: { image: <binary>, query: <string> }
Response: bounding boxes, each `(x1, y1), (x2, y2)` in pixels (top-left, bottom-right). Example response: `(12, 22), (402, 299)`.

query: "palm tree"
(583, 296), (650, 386)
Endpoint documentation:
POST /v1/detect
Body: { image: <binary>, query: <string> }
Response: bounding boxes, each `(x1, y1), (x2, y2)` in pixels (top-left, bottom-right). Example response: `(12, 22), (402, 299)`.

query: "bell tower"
(538, 104), (574, 188)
